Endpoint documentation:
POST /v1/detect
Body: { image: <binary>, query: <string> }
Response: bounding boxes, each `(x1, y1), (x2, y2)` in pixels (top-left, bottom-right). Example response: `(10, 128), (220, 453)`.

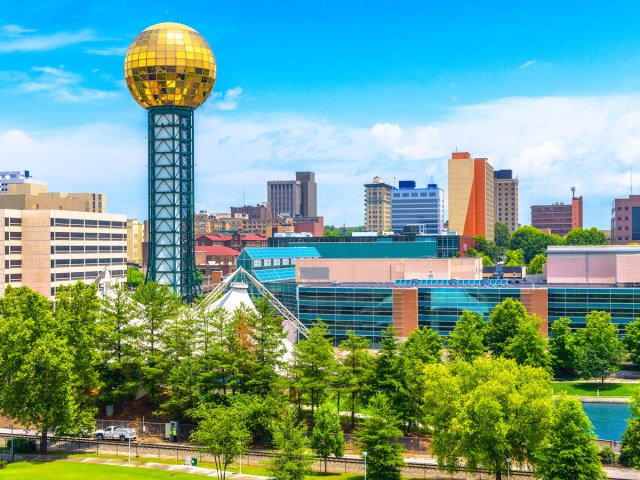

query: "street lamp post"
(362, 451), (367, 480)
(238, 440), (242, 475)
(9, 423), (14, 463)
(506, 457), (512, 480)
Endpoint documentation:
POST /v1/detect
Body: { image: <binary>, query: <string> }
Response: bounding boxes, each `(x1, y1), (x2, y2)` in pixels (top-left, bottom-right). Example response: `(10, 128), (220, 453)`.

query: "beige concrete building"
(127, 219), (144, 266)
(296, 257), (482, 284)
(0, 183), (106, 213)
(365, 176), (393, 232)
(448, 152), (495, 240)
(1, 209), (127, 298)
(494, 169), (519, 233)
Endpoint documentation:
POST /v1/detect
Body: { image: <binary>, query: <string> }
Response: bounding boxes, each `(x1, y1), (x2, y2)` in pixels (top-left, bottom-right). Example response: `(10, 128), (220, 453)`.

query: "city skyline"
(1, 2), (640, 228)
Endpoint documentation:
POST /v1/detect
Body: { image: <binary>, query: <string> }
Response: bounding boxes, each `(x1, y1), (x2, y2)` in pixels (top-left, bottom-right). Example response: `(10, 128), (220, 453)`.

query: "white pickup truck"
(94, 425), (137, 441)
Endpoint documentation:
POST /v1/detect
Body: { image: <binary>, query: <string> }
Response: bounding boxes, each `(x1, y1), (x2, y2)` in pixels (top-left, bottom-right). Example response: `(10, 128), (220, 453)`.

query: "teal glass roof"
(240, 247), (320, 260)
(253, 267), (296, 283)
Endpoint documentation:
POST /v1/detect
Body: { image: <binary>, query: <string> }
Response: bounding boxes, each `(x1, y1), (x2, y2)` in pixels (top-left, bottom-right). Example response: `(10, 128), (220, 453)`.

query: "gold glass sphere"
(124, 22), (216, 110)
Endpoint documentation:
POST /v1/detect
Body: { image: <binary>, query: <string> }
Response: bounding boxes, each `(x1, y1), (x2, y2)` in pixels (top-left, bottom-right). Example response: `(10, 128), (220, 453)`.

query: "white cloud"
(210, 87), (243, 111)
(3, 94), (640, 229)
(521, 60), (536, 69)
(85, 46), (127, 56)
(0, 27), (96, 53)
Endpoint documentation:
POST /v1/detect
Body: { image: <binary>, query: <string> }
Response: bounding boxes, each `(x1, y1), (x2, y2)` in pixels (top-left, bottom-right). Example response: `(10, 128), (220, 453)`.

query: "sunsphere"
(124, 22), (216, 110)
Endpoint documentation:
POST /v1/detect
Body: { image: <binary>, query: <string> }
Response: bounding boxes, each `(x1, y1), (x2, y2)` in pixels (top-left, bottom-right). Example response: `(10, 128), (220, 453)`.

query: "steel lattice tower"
(124, 23), (216, 302)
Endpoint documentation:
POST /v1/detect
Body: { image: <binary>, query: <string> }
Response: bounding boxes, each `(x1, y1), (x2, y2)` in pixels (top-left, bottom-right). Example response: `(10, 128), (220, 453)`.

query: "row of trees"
(469, 223), (608, 272)
(0, 282), (634, 479)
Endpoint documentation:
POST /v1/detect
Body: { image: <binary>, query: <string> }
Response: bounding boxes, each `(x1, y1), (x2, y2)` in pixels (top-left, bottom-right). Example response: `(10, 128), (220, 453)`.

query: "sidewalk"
(13, 454), (269, 479)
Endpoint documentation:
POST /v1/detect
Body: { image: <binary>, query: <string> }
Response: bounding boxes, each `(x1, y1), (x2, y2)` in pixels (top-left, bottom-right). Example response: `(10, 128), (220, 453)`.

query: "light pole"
(9, 423), (13, 463)
(506, 457), (512, 480)
(238, 440), (242, 475)
(362, 451), (367, 480)
(128, 434), (131, 462)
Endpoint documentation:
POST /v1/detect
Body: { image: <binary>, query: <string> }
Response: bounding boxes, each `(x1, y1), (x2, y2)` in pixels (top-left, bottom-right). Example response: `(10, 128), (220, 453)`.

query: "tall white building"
(391, 181), (444, 234)
(1, 209), (127, 298)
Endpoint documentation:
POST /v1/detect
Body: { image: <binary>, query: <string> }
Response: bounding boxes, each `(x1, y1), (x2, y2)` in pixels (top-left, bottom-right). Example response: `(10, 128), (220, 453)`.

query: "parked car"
(94, 425), (137, 441)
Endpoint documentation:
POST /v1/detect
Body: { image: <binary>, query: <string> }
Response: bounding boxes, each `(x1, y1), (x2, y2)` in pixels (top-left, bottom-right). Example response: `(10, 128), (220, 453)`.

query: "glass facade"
(548, 288), (640, 334)
(295, 241), (436, 259)
(298, 286), (393, 347)
(417, 287), (521, 335)
(391, 184), (444, 234)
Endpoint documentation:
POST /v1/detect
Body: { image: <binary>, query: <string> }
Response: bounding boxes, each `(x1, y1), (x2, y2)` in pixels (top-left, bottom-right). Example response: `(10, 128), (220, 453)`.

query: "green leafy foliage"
(190, 403), (252, 480)
(622, 387), (640, 469)
(572, 311), (625, 382)
(494, 222), (509, 248)
(504, 315), (553, 372)
(624, 317), (640, 364)
(549, 317), (575, 374)
(565, 227), (608, 246)
(504, 248), (524, 266)
(356, 393), (406, 480)
(126, 267), (145, 288)
(528, 253), (547, 274)
(509, 226), (563, 264)
(484, 298), (528, 356)
(534, 396), (605, 480)
(448, 311), (486, 362)
(423, 357), (554, 479)
(310, 403), (345, 472)
(337, 330), (374, 428)
(265, 408), (313, 480)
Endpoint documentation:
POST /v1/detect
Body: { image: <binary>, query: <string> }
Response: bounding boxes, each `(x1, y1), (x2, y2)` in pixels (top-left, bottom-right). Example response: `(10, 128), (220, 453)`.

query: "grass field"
(552, 381), (638, 397)
(0, 460), (368, 480)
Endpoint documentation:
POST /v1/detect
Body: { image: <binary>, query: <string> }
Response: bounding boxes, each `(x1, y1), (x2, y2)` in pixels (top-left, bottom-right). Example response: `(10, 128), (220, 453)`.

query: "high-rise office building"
(127, 219), (144, 266)
(448, 152), (495, 240)
(531, 189), (583, 236)
(296, 172), (317, 218)
(494, 169), (519, 233)
(391, 181), (444, 234)
(611, 194), (640, 244)
(364, 176), (393, 232)
(267, 171), (317, 219)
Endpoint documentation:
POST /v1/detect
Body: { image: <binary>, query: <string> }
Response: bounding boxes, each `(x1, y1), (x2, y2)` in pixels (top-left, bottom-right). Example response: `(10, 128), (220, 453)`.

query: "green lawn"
(552, 381), (638, 397)
(1, 461), (205, 479)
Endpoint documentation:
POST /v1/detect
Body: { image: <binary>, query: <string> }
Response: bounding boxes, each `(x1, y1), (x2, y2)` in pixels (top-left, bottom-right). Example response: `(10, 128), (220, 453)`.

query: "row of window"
(5, 260), (21, 269)
(50, 218), (126, 229)
(51, 269), (126, 282)
(51, 258), (126, 268)
(4, 232), (21, 240)
(4, 246), (21, 254)
(51, 232), (125, 241)
(4, 273), (21, 283)
(392, 192), (438, 197)
(52, 245), (126, 254)
(4, 217), (21, 226)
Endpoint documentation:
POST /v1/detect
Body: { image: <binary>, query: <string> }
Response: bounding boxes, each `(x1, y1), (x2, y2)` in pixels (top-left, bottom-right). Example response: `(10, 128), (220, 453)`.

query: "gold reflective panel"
(124, 22), (216, 109)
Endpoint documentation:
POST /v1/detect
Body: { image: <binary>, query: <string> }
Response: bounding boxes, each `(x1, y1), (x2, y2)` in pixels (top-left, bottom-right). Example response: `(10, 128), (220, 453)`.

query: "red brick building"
(531, 194), (583, 236)
(612, 194), (640, 244)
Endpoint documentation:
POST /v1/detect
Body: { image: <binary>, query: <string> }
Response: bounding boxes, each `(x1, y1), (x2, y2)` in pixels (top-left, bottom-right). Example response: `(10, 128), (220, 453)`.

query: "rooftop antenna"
(632, 166), (634, 196)
(243, 186), (245, 206)
(571, 186), (576, 199)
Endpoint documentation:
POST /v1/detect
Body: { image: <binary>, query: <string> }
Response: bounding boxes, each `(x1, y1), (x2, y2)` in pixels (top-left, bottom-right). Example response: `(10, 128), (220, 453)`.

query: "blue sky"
(2, 1), (640, 229)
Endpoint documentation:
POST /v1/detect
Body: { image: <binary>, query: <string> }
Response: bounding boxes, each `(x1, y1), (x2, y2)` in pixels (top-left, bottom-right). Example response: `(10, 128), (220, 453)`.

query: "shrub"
(599, 445), (615, 464)
(8, 437), (37, 453)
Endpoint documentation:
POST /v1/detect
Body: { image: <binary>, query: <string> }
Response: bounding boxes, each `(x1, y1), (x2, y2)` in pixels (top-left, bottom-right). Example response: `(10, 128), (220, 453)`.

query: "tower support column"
(146, 106), (200, 301)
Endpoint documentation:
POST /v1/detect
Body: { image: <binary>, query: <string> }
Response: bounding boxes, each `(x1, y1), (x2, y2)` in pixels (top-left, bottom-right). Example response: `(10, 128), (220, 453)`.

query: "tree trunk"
(40, 430), (48, 453)
(351, 393), (356, 428)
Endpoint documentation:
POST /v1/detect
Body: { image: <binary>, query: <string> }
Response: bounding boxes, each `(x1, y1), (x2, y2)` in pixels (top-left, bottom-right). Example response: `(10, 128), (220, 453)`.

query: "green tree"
(98, 283), (141, 406)
(549, 317), (575, 374)
(133, 282), (180, 404)
(534, 396), (605, 480)
(291, 321), (337, 413)
(494, 222), (509, 248)
(448, 311), (487, 362)
(190, 403), (252, 480)
(310, 403), (345, 472)
(528, 253), (547, 275)
(337, 330), (374, 428)
(624, 317), (640, 364)
(126, 267), (145, 288)
(504, 248), (524, 266)
(573, 311), (625, 383)
(265, 408), (314, 480)
(394, 326), (443, 432)
(423, 357), (555, 480)
(356, 393), (406, 480)
(243, 296), (288, 396)
(565, 227), (608, 246)
(0, 286), (97, 452)
(504, 315), (553, 372)
(373, 325), (400, 394)
(509, 226), (563, 264)
(485, 298), (527, 356)
(622, 387), (640, 469)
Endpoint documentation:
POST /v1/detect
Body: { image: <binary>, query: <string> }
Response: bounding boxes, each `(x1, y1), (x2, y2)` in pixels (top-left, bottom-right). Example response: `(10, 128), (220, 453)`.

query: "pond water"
(582, 401), (630, 441)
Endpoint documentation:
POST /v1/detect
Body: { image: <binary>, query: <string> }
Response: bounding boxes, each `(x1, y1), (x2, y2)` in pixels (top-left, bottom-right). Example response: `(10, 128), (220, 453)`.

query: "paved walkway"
(12, 455), (269, 479)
